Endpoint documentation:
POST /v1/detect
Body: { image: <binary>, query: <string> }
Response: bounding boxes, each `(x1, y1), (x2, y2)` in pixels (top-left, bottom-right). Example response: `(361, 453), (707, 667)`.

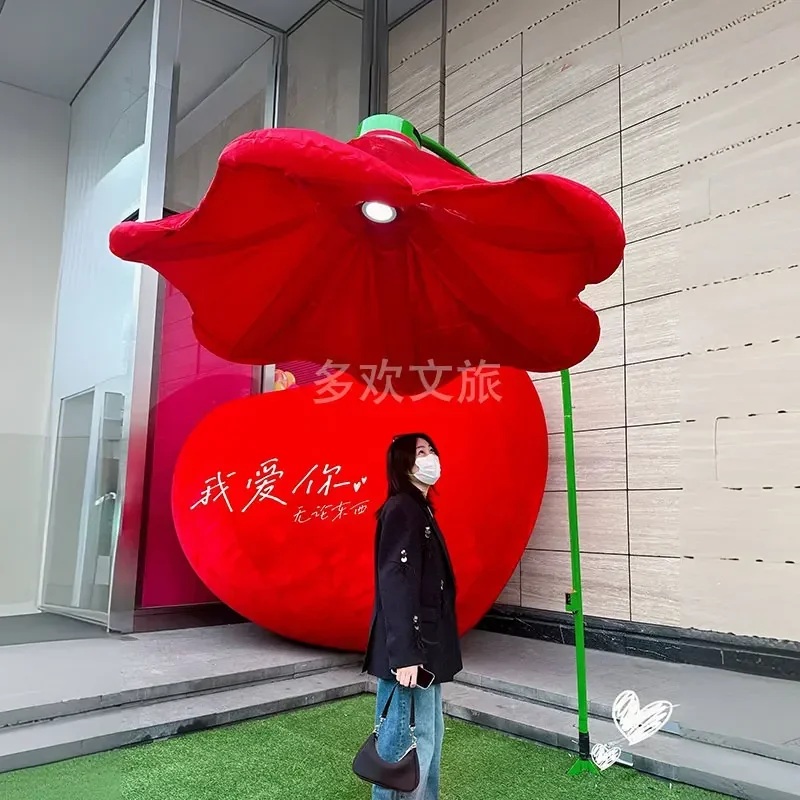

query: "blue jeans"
(372, 679), (444, 800)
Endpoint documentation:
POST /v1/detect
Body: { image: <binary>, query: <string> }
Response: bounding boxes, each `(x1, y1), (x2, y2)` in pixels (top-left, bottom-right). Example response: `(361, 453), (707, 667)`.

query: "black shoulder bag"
(352, 685), (420, 793)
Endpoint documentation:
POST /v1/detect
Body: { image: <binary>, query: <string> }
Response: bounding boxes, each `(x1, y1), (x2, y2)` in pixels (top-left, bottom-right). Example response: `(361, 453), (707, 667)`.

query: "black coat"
(363, 490), (462, 684)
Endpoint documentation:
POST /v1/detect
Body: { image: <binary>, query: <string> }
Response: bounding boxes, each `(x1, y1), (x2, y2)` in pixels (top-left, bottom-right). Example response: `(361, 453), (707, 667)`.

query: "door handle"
(94, 491), (117, 506)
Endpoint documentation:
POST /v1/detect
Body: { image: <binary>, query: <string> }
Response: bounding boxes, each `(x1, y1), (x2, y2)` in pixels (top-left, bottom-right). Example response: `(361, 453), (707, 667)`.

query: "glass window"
(167, 1), (275, 210)
(138, 1), (276, 610)
(41, 0), (155, 620)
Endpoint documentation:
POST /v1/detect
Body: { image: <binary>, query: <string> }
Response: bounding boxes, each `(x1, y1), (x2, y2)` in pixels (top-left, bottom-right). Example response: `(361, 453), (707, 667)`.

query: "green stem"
(561, 368), (597, 775)
(355, 114), (476, 176)
(418, 134), (477, 175)
(356, 114), (420, 144)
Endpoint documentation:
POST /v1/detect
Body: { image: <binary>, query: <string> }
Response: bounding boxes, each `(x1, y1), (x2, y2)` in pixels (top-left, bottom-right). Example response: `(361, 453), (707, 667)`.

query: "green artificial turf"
(0, 695), (725, 800)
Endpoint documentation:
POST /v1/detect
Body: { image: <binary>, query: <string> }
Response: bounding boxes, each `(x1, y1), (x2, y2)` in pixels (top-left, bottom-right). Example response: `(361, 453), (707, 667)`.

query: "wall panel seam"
(388, 80), (442, 112)
(616, 39), (632, 620)
(390, 37), (442, 74)
(445, 73), (520, 122)
(439, 0), (447, 140)
(522, 76), (621, 129)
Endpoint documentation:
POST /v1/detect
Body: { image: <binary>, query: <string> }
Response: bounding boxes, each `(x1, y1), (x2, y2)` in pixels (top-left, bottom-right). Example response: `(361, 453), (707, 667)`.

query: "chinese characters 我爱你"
(291, 464), (367, 496)
(190, 459), (369, 517)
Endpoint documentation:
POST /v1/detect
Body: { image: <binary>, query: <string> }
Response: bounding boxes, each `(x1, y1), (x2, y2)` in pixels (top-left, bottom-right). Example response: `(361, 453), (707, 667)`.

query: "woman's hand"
(395, 665), (420, 688)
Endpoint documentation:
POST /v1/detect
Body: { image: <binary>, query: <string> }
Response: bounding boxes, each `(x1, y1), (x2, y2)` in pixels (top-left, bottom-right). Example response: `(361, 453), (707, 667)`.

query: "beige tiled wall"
(389, 0), (444, 142)
(285, 2), (362, 142)
(391, 0), (800, 641)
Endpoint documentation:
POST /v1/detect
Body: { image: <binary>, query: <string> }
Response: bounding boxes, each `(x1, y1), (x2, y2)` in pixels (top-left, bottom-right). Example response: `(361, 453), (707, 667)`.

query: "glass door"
(41, 382), (126, 625)
(79, 389), (125, 614)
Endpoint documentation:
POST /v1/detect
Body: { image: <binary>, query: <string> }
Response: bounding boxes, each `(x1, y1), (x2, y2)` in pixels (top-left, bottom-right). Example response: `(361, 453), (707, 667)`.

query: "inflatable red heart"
(172, 368), (548, 651)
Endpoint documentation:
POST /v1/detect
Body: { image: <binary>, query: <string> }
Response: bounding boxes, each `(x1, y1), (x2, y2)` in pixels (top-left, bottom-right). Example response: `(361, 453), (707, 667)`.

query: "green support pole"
(562, 368), (600, 776)
(356, 114), (601, 777)
(418, 134), (477, 175)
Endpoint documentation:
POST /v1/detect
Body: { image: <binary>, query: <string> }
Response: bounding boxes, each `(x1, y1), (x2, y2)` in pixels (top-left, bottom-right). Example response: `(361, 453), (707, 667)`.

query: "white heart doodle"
(590, 742), (622, 771)
(612, 690), (674, 746)
(354, 482), (361, 492)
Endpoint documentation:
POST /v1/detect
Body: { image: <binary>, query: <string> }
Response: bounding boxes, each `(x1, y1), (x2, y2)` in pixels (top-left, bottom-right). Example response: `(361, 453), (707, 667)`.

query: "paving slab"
(460, 630), (800, 764)
(0, 667), (366, 774)
(0, 613), (108, 647)
(444, 683), (800, 800)
(0, 624), (359, 727)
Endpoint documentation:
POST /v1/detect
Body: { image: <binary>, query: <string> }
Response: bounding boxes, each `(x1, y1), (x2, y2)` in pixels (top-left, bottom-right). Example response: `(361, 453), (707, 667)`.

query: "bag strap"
(378, 684), (416, 730)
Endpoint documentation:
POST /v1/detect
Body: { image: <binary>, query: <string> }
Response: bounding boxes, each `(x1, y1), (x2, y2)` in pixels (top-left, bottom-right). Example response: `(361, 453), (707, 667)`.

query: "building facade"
(1, 0), (799, 653)
(0, 0), (384, 632)
(387, 0), (800, 646)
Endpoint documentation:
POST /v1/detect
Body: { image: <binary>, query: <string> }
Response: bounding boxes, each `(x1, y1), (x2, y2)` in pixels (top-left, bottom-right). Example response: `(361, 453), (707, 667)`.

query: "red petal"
(109, 127), (624, 390)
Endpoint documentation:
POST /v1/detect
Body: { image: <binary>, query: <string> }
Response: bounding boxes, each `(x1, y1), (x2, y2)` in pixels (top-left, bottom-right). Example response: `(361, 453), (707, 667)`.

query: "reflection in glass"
(168, 0), (275, 210)
(137, 1), (277, 610)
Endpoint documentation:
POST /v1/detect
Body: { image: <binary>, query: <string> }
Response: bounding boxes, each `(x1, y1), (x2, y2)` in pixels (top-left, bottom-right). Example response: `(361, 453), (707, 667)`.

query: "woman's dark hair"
(375, 432), (438, 518)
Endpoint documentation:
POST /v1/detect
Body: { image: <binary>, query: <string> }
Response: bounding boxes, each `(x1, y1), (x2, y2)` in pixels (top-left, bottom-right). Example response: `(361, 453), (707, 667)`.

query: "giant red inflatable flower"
(110, 121), (624, 394)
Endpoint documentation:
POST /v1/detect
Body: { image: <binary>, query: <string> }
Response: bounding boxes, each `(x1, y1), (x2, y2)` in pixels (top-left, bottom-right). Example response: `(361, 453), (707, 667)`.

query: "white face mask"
(414, 453), (441, 486)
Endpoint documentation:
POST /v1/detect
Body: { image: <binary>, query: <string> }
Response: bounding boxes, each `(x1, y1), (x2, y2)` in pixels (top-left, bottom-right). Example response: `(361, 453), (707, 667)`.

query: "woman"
(363, 433), (462, 800)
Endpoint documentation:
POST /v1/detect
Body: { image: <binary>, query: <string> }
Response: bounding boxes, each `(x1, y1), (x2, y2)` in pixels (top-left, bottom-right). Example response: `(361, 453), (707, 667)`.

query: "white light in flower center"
(362, 201), (397, 223)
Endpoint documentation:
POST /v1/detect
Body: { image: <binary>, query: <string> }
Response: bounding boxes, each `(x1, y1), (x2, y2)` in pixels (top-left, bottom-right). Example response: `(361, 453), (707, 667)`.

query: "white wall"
(49, 2), (153, 408)
(0, 81), (70, 616)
